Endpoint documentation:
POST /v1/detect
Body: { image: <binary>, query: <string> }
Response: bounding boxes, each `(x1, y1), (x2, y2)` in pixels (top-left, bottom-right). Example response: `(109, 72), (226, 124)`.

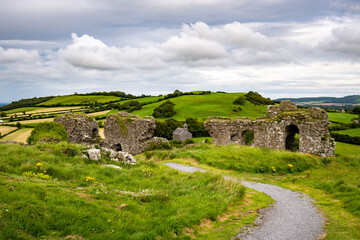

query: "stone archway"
(242, 130), (254, 146)
(285, 125), (299, 151)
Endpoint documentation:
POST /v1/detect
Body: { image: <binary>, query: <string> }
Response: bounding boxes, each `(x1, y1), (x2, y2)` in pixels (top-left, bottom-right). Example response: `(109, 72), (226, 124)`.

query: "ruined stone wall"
(204, 102), (335, 157)
(54, 113), (99, 144)
(54, 113), (99, 143)
(104, 112), (156, 155)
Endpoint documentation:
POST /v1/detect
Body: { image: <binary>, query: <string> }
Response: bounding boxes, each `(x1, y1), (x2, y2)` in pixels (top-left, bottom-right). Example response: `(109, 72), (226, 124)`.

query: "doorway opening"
(285, 125), (299, 151)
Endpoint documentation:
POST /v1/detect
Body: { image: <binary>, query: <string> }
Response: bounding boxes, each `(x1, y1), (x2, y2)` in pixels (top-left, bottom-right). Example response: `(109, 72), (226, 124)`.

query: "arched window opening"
(285, 125), (299, 151)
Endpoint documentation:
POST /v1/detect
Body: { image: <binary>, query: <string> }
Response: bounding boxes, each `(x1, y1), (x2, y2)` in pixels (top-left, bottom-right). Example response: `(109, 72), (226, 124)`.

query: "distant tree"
(153, 100), (176, 118)
(16, 122), (21, 129)
(154, 119), (183, 139)
(0, 111), (6, 117)
(185, 117), (209, 137)
(352, 106), (360, 114)
(233, 96), (246, 105)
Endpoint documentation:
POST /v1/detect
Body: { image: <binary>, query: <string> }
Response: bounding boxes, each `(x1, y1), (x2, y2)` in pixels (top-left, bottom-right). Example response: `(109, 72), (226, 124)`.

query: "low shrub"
(27, 122), (68, 144)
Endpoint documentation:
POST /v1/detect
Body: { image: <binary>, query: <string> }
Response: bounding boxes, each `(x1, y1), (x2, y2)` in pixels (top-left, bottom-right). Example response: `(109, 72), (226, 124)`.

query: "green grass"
(332, 128), (360, 137)
(328, 112), (358, 124)
(114, 96), (162, 105)
(335, 141), (360, 155)
(0, 143), (247, 239)
(4, 107), (42, 114)
(39, 95), (122, 106)
(147, 144), (360, 239)
(132, 93), (268, 120)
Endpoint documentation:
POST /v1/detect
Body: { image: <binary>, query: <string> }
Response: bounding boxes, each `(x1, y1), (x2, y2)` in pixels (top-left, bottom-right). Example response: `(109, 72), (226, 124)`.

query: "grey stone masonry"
(54, 113), (99, 144)
(104, 112), (156, 155)
(204, 101), (335, 157)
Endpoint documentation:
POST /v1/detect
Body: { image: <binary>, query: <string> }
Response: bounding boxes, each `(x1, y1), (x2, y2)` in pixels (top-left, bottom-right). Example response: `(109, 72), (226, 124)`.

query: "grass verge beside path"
(0, 143), (246, 239)
(146, 144), (360, 239)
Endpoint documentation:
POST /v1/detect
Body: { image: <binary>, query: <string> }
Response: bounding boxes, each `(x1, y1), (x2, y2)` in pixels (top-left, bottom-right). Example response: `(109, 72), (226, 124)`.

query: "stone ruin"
(204, 100), (335, 157)
(104, 112), (156, 155)
(54, 113), (99, 143)
(55, 100), (335, 157)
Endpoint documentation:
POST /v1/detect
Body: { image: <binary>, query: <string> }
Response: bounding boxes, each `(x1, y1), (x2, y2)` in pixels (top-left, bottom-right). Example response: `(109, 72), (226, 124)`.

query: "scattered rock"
(104, 164), (122, 169)
(86, 149), (101, 161)
(0, 140), (19, 145)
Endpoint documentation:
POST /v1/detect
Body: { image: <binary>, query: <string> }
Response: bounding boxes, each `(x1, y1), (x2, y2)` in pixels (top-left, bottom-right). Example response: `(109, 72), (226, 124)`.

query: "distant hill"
(275, 95), (360, 105)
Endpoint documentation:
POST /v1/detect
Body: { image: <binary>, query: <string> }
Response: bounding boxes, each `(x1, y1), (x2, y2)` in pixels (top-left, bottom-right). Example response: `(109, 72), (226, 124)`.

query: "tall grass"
(147, 144), (360, 219)
(0, 143), (244, 239)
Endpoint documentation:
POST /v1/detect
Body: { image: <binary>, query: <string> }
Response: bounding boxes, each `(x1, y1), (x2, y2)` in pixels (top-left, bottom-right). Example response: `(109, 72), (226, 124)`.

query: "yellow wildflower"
(36, 162), (43, 170)
(306, 153), (312, 157)
(85, 176), (95, 182)
(288, 164), (294, 168)
(272, 167), (276, 172)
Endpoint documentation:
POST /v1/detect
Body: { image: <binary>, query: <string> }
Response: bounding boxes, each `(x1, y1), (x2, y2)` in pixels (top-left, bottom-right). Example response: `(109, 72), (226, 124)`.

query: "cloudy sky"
(0, 0), (359, 102)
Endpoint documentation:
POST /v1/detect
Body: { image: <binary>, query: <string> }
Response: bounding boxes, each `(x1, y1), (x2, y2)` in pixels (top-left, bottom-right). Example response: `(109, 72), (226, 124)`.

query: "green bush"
(154, 119), (183, 139)
(233, 96), (246, 105)
(27, 122), (68, 144)
(185, 117), (209, 137)
(153, 100), (176, 118)
(245, 91), (274, 105)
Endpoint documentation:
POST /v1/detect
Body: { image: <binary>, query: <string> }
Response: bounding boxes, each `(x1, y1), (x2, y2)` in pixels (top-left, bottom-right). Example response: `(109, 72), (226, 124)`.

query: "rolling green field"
(114, 96), (162, 105)
(335, 141), (360, 155)
(332, 128), (360, 137)
(0, 128), (33, 143)
(132, 93), (268, 120)
(328, 112), (358, 124)
(39, 95), (122, 106)
(4, 107), (42, 114)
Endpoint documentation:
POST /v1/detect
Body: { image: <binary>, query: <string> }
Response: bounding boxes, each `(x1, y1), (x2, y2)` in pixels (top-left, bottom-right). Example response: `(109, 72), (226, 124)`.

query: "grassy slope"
(114, 96), (162, 105)
(4, 107), (42, 114)
(0, 143), (249, 239)
(333, 128), (360, 137)
(147, 144), (360, 239)
(39, 95), (121, 106)
(328, 112), (358, 124)
(132, 93), (268, 120)
(335, 141), (360, 155)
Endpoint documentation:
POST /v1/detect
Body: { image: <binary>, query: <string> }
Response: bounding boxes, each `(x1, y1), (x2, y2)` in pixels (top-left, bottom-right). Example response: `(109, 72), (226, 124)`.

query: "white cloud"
(0, 47), (39, 63)
(319, 26), (360, 56)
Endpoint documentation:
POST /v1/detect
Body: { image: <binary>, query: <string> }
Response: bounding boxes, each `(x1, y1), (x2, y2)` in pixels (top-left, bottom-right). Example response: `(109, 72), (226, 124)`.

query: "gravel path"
(162, 162), (325, 240)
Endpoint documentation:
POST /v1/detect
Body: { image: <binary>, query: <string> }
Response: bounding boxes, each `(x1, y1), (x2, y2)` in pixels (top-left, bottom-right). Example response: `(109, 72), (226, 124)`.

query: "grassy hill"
(328, 112), (358, 124)
(38, 95), (122, 106)
(332, 128), (360, 137)
(276, 95), (360, 104)
(132, 92), (268, 120)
